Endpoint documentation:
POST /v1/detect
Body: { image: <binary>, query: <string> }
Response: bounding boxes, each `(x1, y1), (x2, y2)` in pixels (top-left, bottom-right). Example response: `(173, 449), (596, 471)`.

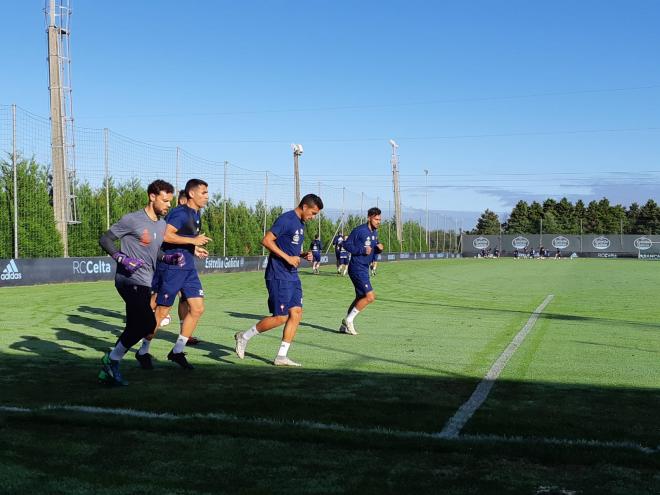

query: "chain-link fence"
(0, 104), (464, 258)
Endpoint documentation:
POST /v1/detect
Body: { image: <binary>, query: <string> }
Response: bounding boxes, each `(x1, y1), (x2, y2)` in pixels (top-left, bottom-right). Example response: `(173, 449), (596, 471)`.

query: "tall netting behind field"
(0, 105), (454, 258)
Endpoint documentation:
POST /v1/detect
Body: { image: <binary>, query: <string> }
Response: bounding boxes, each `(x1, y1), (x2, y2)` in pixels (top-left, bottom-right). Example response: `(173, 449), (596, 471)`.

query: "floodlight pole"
(424, 169), (429, 249)
(262, 172), (268, 256)
(223, 160), (228, 257)
(292, 144), (303, 207)
(390, 140), (403, 243)
(104, 127), (110, 230)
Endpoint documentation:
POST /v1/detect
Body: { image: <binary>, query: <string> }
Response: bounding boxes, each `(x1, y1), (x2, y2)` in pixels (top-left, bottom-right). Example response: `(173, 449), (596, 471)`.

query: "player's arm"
(343, 231), (369, 256)
(261, 231), (302, 267)
(99, 219), (144, 273)
(163, 224), (211, 246)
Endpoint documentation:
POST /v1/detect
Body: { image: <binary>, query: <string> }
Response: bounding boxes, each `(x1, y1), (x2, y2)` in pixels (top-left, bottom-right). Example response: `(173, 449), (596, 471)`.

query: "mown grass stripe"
(438, 294), (555, 439)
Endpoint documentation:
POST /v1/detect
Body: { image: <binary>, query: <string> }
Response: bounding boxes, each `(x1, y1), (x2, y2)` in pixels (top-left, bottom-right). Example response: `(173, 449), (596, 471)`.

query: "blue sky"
(2, 1), (660, 226)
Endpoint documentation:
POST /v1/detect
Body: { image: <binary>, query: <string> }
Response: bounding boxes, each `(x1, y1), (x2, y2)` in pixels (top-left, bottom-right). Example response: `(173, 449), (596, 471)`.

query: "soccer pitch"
(1, 259), (659, 494)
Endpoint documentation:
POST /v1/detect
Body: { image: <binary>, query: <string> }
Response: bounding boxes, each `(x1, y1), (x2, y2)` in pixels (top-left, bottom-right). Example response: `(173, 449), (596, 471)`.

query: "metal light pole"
(262, 171), (268, 256)
(291, 143), (303, 207)
(223, 160), (228, 257)
(390, 140), (403, 242)
(424, 169), (429, 250)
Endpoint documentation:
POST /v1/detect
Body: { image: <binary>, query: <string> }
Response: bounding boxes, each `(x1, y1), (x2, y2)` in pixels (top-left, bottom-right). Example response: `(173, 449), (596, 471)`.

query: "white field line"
(0, 403), (656, 454)
(438, 294), (555, 439)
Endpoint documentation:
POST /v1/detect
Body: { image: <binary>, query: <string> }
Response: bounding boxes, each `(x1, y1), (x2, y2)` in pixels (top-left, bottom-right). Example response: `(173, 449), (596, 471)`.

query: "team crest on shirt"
(140, 229), (152, 246)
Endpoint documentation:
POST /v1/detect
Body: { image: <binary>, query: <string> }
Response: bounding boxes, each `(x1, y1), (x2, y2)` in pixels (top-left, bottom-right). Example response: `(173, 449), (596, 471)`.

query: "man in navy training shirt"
(332, 231), (345, 275)
(310, 234), (322, 274)
(151, 189), (200, 346)
(150, 178), (211, 370)
(234, 194), (323, 366)
(339, 207), (384, 336)
(97, 179), (185, 386)
(338, 237), (350, 276)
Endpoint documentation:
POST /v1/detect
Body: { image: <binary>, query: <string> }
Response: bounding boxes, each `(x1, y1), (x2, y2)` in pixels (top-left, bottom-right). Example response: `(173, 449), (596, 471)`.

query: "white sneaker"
(160, 314), (171, 327)
(234, 331), (248, 359)
(273, 356), (301, 367)
(341, 318), (358, 335)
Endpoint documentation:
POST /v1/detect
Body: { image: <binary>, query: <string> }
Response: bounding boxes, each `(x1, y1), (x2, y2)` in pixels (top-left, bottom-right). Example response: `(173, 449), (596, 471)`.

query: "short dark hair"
(299, 193), (323, 210)
(178, 189), (187, 199)
(367, 207), (381, 217)
(147, 179), (174, 197)
(185, 178), (208, 197)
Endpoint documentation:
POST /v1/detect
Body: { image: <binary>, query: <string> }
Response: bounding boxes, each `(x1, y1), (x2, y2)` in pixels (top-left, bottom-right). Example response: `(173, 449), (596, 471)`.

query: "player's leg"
(101, 285), (155, 385)
(235, 278), (288, 359)
(341, 271), (374, 335)
(274, 280), (304, 366)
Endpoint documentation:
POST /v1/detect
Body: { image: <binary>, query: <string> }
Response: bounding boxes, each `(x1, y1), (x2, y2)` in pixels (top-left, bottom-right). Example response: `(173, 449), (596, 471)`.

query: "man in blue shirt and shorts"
(339, 207), (383, 335)
(310, 234), (322, 274)
(152, 178), (211, 370)
(234, 194), (323, 366)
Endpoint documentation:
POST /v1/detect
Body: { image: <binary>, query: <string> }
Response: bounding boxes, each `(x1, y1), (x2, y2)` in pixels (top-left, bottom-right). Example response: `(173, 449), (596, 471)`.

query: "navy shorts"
(348, 269), (373, 298)
(339, 255), (349, 265)
(155, 269), (203, 307)
(312, 251), (321, 262)
(266, 278), (303, 316)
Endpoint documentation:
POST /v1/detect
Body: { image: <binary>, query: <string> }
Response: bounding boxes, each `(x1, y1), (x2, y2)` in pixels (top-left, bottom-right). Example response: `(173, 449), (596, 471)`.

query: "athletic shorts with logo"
(348, 269), (373, 298)
(312, 251), (321, 262)
(155, 269), (203, 306)
(339, 253), (349, 265)
(266, 278), (303, 316)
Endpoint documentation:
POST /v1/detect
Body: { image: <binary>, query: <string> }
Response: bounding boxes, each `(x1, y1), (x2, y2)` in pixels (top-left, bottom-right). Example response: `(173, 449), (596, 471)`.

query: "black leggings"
(116, 283), (156, 349)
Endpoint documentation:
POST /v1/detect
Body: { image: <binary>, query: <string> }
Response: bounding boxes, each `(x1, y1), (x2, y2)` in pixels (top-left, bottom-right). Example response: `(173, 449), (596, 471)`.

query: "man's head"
(367, 207), (382, 230)
(177, 189), (188, 206)
(185, 179), (209, 210)
(298, 193), (323, 223)
(147, 179), (175, 217)
(314, 234), (319, 240)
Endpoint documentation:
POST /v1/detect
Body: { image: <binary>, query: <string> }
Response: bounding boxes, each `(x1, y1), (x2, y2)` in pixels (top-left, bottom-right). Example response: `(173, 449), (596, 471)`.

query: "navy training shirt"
(332, 235), (344, 253)
(265, 209), (305, 281)
(310, 239), (322, 252)
(344, 223), (380, 271)
(160, 205), (201, 270)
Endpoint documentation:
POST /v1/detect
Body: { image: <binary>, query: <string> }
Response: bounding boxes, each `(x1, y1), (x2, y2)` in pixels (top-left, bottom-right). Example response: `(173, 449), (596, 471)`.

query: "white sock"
(138, 339), (151, 355)
(277, 341), (291, 357)
(346, 307), (360, 323)
(109, 341), (129, 361)
(243, 325), (259, 341)
(173, 335), (189, 353)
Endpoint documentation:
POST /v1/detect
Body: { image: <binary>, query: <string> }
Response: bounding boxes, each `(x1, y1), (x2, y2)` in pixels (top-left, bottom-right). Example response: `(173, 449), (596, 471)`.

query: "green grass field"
(1, 259), (659, 494)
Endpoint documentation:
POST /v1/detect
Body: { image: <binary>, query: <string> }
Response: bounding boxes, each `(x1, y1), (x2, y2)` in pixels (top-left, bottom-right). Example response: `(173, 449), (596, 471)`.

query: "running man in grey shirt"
(97, 179), (184, 386)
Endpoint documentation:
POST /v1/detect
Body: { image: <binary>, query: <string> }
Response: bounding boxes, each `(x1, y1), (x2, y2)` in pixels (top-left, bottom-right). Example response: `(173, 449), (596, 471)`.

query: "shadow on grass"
(378, 297), (660, 330)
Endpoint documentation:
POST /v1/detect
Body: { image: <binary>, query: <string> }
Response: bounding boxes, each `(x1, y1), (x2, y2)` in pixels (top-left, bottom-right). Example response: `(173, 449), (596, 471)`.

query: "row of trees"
(0, 156), (449, 258)
(472, 198), (660, 235)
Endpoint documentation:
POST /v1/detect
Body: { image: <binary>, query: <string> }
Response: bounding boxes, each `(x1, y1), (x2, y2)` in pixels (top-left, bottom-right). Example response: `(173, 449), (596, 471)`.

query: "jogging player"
(234, 194), (323, 366)
(339, 207), (383, 335)
(149, 188), (200, 346)
(151, 178), (211, 370)
(338, 239), (349, 276)
(332, 231), (345, 275)
(98, 179), (184, 385)
(310, 234), (322, 274)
